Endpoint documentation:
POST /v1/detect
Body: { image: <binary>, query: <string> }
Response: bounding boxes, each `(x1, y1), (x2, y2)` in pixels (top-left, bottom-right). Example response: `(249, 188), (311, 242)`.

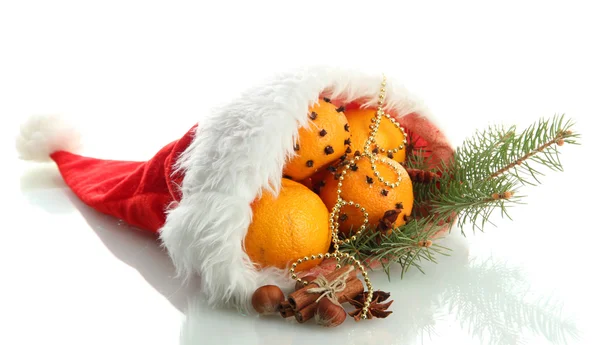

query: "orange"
(319, 156), (413, 236)
(283, 99), (351, 180)
(245, 179), (332, 271)
(304, 165), (337, 194)
(345, 108), (407, 163)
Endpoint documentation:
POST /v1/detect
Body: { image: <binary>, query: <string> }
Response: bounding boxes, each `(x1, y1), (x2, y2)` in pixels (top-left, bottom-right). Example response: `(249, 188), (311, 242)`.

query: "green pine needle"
(340, 114), (580, 279)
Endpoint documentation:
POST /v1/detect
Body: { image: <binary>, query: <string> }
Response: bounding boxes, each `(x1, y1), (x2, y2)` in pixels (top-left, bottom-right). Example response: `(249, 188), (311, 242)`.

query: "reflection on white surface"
(181, 232), (578, 345)
(19, 164), (199, 312)
(17, 164), (580, 345)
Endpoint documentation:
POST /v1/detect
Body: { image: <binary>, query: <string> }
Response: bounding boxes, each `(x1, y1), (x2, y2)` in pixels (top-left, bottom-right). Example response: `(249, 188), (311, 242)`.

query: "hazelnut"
(315, 298), (346, 327)
(252, 285), (285, 314)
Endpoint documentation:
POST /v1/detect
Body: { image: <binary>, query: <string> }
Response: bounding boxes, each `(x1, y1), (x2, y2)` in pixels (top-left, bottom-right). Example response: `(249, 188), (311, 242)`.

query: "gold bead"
(290, 268), (295, 273)
(303, 257), (309, 262)
(297, 259), (303, 264)
(361, 314), (368, 320)
(325, 253), (331, 258)
(311, 255), (316, 260)
(297, 278), (303, 282)
(337, 189), (342, 194)
(303, 281), (309, 286)
(291, 274), (297, 279)
(318, 254), (323, 259)
(351, 236), (357, 241)
(336, 264), (342, 269)
(364, 277), (370, 283)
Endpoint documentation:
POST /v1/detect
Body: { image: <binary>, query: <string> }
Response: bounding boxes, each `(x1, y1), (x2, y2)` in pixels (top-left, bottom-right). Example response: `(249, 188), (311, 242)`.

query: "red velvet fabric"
(50, 126), (197, 233)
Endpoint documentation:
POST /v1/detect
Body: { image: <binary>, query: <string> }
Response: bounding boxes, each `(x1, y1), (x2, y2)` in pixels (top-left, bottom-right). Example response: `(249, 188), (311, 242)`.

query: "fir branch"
(339, 218), (451, 280)
(488, 115), (578, 182)
(403, 147), (432, 171)
(420, 114), (578, 232)
(342, 115), (579, 277)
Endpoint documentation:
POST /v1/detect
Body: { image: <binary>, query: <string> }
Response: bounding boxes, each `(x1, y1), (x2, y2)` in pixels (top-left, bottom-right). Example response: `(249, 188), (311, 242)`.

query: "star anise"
(348, 290), (393, 321)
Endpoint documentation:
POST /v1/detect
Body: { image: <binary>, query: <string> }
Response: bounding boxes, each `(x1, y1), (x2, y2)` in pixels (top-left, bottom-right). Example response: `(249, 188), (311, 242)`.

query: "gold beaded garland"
(289, 75), (405, 320)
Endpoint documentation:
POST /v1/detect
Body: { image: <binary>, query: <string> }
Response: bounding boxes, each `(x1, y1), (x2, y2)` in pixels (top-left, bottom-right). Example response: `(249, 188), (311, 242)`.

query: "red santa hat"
(16, 67), (453, 311)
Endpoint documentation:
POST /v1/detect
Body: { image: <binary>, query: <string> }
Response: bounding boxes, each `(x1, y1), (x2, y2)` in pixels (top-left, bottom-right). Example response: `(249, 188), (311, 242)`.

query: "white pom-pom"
(16, 114), (81, 162)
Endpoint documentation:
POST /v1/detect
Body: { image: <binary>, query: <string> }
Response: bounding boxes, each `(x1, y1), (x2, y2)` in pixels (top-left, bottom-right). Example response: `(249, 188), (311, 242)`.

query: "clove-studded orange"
(319, 156), (413, 236)
(283, 99), (351, 180)
(345, 107), (407, 163)
(245, 178), (331, 271)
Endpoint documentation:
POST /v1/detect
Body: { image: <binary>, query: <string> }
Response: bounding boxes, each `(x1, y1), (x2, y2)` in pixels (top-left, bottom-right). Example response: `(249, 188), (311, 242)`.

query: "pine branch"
(339, 217), (451, 280)
(422, 114), (578, 232)
(488, 115), (578, 183)
(340, 115), (579, 278)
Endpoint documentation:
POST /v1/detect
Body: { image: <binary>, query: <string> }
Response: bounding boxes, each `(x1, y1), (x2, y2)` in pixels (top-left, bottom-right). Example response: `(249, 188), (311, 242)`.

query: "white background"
(1, 1), (599, 344)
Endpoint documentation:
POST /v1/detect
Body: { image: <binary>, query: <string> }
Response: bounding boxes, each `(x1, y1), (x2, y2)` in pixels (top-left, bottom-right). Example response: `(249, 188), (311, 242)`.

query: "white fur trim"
(159, 66), (433, 312)
(16, 114), (81, 162)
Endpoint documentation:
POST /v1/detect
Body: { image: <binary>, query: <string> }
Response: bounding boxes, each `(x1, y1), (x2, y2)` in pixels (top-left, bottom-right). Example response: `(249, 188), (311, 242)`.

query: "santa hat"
(16, 67), (453, 311)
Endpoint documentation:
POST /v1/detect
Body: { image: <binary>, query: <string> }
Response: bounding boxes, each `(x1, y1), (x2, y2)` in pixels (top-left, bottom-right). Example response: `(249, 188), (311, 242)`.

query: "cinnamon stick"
(295, 303), (317, 323)
(278, 301), (294, 318)
(279, 307), (295, 318)
(279, 301), (291, 312)
(288, 266), (357, 311)
(294, 277), (364, 323)
(295, 275), (316, 291)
